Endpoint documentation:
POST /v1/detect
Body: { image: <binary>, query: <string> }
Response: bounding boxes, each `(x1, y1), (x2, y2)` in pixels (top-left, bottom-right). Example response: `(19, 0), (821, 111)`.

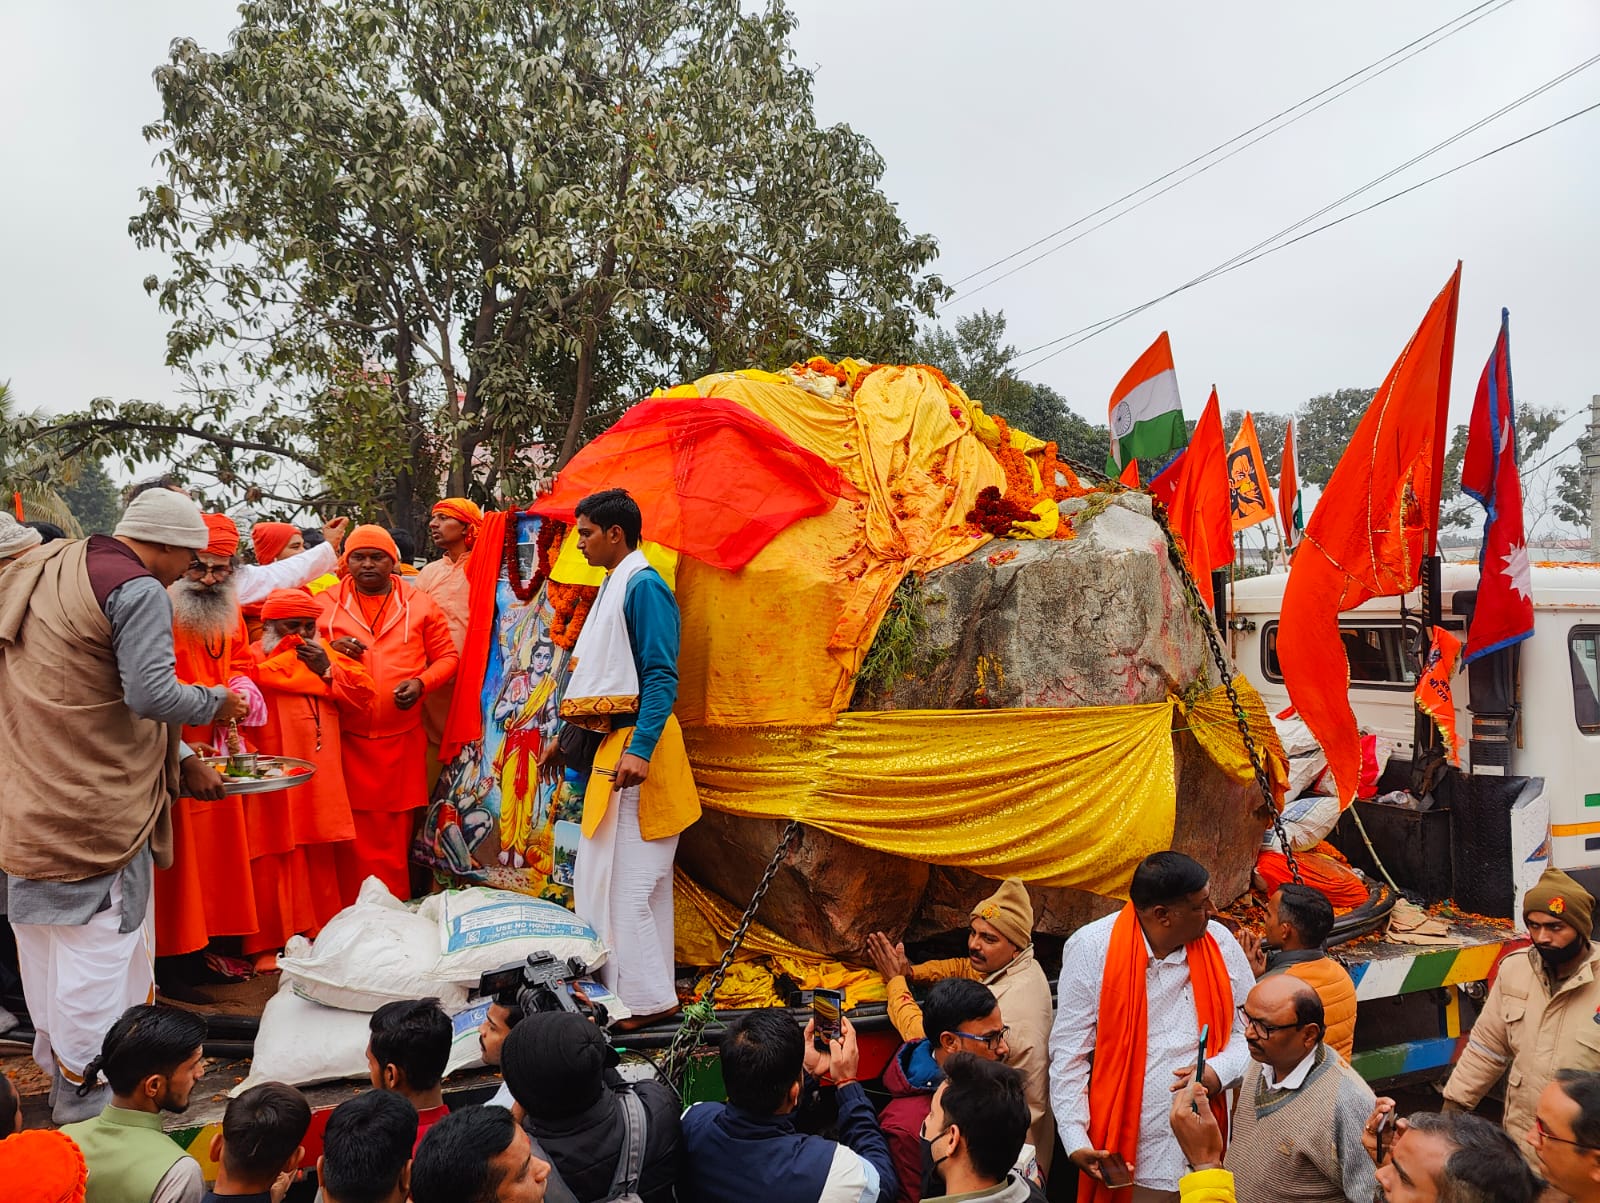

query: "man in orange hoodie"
(318, 526), (458, 901)
(246, 589), (377, 956)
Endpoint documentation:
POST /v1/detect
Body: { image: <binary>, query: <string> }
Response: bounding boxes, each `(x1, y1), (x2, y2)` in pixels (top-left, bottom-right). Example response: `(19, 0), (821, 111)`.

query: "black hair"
(1129, 851), (1210, 910)
(574, 488), (642, 548)
(321, 1090), (417, 1203)
(410, 1104), (518, 1203)
(23, 521), (67, 543)
(123, 475), (186, 504)
(300, 525), (326, 548)
(1275, 883), (1335, 947)
(720, 1008), (804, 1114)
(1557, 1069), (1600, 1148)
(388, 526), (416, 564)
(923, 978), (998, 1047)
(1404, 1112), (1544, 1203)
(221, 1081), (312, 1179)
(369, 998), (452, 1091)
(78, 1005), (206, 1097)
(938, 1053), (1029, 1182)
(1285, 979), (1325, 1032)
(0, 1071), (19, 1136)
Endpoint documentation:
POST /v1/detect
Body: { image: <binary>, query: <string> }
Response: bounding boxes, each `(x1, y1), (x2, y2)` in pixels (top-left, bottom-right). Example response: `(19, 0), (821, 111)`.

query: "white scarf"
(560, 548), (651, 731)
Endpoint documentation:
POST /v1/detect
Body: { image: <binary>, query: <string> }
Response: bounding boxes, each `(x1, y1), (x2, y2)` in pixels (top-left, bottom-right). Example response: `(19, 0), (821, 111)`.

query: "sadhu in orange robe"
(319, 574), (458, 901)
(245, 595), (377, 952)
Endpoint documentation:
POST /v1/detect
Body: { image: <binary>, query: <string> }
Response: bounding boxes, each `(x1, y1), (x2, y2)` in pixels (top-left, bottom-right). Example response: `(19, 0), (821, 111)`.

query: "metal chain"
(658, 818), (804, 1093)
(1155, 505), (1304, 886)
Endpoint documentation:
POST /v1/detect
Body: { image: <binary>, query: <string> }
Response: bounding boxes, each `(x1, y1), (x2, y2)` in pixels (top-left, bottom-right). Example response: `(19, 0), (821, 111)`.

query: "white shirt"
(234, 541), (339, 606)
(1260, 1046), (1318, 1091)
(1048, 914), (1255, 1192)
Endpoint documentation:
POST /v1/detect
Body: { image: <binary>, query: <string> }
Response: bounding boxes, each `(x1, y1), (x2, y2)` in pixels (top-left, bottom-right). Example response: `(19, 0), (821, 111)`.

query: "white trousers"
(575, 785), (680, 1016)
(11, 871), (156, 1084)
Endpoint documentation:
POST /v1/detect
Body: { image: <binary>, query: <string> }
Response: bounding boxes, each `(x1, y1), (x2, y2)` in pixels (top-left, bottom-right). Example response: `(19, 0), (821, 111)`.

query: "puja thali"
(197, 755), (318, 796)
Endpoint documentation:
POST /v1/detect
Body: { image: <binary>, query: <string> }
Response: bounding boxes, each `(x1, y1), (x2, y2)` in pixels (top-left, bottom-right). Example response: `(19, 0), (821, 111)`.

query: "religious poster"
(415, 514), (583, 903)
(1227, 412), (1275, 531)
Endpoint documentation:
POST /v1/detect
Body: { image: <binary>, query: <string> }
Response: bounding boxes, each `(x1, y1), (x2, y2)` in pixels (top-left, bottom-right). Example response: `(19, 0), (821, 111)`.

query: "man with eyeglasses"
(881, 978), (1010, 1202)
(157, 512), (272, 961)
(1531, 1070), (1600, 1203)
(1443, 866), (1600, 1165)
(1359, 1104), (1542, 1203)
(1223, 975), (1375, 1203)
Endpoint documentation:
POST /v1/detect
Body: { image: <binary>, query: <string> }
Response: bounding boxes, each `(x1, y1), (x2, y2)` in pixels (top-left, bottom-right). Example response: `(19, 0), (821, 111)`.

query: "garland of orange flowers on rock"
(548, 581), (598, 649)
(506, 512), (565, 602)
(965, 486), (1039, 537)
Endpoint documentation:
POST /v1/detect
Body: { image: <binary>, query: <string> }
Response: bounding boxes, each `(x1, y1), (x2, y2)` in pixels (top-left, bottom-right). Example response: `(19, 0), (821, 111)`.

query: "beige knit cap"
(0, 513), (42, 558)
(971, 878), (1035, 950)
(114, 490), (209, 549)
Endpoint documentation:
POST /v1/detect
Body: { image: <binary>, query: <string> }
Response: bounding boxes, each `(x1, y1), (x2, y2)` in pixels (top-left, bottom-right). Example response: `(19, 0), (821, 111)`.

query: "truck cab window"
(1570, 627), (1600, 734)
(1262, 620), (1421, 688)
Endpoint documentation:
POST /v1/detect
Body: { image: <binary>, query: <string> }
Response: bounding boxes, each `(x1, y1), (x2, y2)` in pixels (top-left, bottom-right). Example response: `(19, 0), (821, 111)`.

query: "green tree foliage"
(0, 381), (82, 534)
(62, 459), (122, 535)
(49, 0), (943, 527)
(1296, 387), (1377, 486)
(912, 309), (1109, 473)
(1437, 403), (1562, 532)
(1556, 429), (1595, 531)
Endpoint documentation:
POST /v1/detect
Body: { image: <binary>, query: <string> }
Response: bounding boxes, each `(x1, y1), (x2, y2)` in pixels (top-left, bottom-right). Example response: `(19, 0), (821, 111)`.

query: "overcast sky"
(4, 1), (1597, 465)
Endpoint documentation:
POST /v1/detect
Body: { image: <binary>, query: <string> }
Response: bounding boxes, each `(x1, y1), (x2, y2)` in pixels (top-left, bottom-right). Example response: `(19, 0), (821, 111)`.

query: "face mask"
(1536, 938), (1587, 969)
(920, 1128), (951, 1198)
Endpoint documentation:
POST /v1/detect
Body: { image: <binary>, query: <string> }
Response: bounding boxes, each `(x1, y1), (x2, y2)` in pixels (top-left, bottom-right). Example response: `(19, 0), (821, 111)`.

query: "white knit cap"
(114, 489), (210, 549)
(0, 513), (42, 558)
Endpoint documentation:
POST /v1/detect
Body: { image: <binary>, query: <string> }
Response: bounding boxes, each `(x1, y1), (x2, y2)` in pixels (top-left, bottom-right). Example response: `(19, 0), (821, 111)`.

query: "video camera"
(478, 951), (609, 1027)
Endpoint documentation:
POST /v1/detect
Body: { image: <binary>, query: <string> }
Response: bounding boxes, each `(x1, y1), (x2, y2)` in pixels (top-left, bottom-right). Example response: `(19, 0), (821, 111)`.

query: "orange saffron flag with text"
(1149, 389), (1231, 609)
(1277, 265), (1462, 805)
(1415, 625), (1463, 765)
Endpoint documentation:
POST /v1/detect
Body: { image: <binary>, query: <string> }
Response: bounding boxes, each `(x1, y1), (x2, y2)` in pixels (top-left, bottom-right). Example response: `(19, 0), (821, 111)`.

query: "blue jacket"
(681, 1081), (898, 1203)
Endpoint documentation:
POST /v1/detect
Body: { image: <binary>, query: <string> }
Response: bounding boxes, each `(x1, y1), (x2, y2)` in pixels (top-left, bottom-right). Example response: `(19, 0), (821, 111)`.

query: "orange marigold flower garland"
(548, 581), (599, 649)
(964, 486), (1037, 538)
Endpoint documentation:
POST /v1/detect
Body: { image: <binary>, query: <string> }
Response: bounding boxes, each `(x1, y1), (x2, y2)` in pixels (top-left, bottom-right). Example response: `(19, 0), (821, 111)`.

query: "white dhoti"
(576, 784), (679, 1016)
(11, 869), (156, 1084)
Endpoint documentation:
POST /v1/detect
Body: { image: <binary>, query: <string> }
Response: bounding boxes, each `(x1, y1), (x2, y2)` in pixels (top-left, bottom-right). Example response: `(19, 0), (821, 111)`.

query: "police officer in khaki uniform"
(1443, 867), (1600, 1164)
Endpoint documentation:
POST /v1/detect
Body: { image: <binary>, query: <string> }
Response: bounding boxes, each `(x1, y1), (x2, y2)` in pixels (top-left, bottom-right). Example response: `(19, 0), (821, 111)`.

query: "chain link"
(658, 818), (804, 1094)
(1155, 505), (1303, 886)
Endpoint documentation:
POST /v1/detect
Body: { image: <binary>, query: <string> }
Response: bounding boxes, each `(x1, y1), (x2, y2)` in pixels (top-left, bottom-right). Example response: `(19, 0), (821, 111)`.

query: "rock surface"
(682, 495), (1270, 957)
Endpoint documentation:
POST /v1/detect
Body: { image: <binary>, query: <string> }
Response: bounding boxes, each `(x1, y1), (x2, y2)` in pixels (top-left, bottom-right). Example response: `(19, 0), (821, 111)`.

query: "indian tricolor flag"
(1106, 332), (1187, 476)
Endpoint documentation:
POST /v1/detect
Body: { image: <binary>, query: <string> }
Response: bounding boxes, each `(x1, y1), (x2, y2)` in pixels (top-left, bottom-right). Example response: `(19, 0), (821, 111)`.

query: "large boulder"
(680, 495), (1270, 957)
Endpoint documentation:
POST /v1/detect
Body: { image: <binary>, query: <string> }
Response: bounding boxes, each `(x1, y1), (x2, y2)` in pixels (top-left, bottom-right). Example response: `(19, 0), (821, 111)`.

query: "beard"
(169, 577), (240, 642)
(260, 627), (289, 655)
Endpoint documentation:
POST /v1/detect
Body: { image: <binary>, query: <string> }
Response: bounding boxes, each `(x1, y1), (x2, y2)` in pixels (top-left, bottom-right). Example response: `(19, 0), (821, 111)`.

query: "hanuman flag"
(1106, 332), (1186, 475)
(1461, 309), (1534, 661)
(1149, 388), (1232, 609)
(1279, 419), (1303, 548)
(1414, 625), (1463, 764)
(1276, 264), (1462, 806)
(1227, 413), (1276, 531)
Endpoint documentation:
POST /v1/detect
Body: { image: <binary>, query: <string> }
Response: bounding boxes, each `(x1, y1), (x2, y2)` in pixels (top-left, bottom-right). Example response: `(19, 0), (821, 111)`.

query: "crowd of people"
(5, 488), (1600, 1203)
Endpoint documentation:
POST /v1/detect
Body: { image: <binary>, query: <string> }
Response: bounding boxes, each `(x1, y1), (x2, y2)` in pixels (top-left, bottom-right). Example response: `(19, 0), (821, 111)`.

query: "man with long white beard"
(157, 512), (269, 960)
(246, 589), (375, 950)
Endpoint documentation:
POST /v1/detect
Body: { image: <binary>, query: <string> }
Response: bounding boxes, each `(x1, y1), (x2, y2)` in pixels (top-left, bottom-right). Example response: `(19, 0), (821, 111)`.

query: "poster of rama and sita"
(415, 514), (583, 904)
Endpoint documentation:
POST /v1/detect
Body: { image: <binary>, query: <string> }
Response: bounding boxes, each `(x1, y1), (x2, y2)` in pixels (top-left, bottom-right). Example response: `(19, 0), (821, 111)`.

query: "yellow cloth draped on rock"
(674, 868), (886, 1007)
(1185, 677), (1290, 804)
(668, 367), (1003, 727)
(680, 683), (1287, 899)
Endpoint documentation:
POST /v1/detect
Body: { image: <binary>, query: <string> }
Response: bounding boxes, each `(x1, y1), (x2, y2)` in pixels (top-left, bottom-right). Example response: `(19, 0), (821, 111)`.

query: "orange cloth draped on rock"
(319, 577), (458, 900)
(414, 552), (472, 760)
(159, 615), (260, 956)
(243, 636), (376, 950)
(1080, 904), (1234, 1203)
(1255, 849), (1371, 909)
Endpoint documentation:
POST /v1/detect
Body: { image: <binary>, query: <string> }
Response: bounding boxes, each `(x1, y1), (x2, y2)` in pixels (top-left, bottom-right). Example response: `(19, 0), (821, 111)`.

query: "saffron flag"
(1276, 264), (1462, 806)
(1279, 419), (1303, 549)
(1149, 388), (1232, 609)
(1414, 625), (1463, 765)
(1118, 457), (1140, 488)
(1106, 332), (1187, 475)
(1227, 412), (1276, 531)
(1461, 309), (1534, 662)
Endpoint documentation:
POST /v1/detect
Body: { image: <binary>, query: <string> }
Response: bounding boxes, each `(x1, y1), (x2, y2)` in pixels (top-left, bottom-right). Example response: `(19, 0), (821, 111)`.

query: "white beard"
(169, 577), (240, 643)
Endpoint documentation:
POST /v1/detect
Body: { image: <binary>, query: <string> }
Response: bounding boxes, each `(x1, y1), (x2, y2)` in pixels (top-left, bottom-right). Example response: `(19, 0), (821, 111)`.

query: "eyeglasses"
(952, 1025), (1010, 1051)
(185, 560), (234, 579)
(1534, 1117), (1598, 1150)
(1242, 1010), (1303, 1036)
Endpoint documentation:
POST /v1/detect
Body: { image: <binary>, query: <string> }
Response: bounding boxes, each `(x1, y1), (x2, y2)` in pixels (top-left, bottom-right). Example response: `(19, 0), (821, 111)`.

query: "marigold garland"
(506, 513), (565, 602)
(964, 486), (1038, 538)
(548, 581), (599, 649)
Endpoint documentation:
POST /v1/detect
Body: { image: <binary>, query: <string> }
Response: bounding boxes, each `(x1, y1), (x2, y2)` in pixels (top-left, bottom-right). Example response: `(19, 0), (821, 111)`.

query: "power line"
(1012, 73), (1600, 374)
(941, 0), (1515, 305)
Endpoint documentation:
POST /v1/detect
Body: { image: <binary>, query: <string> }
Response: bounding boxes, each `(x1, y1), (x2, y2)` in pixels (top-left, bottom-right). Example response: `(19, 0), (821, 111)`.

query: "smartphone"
(1374, 1111), (1393, 1164)
(1191, 1023), (1210, 1113)
(811, 988), (844, 1052)
(1099, 1153), (1133, 1189)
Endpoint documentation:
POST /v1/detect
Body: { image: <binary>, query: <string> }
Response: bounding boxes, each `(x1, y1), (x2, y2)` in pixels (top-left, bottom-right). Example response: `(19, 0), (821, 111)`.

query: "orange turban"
(251, 521), (298, 565)
(0, 1129), (89, 1203)
(433, 497), (484, 528)
(260, 588), (324, 622)
(342, 524), (400, 566)
(203, 512), (240, 558)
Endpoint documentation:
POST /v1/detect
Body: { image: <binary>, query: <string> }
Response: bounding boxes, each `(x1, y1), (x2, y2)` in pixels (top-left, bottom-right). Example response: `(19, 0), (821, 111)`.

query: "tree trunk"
(558, 322), (598, 470)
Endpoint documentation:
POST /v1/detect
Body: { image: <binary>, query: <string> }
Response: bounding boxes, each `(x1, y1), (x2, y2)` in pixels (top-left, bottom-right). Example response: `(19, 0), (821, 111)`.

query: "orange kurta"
(414, 552), (471, 767)
(242, 638), (376, 951)
(319, 578), (458, 900)
(160, 614), (260, 956)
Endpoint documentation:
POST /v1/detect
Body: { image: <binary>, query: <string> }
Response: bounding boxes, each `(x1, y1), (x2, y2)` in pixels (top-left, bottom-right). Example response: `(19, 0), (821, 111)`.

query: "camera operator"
(500, 1011), (682, 1203)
